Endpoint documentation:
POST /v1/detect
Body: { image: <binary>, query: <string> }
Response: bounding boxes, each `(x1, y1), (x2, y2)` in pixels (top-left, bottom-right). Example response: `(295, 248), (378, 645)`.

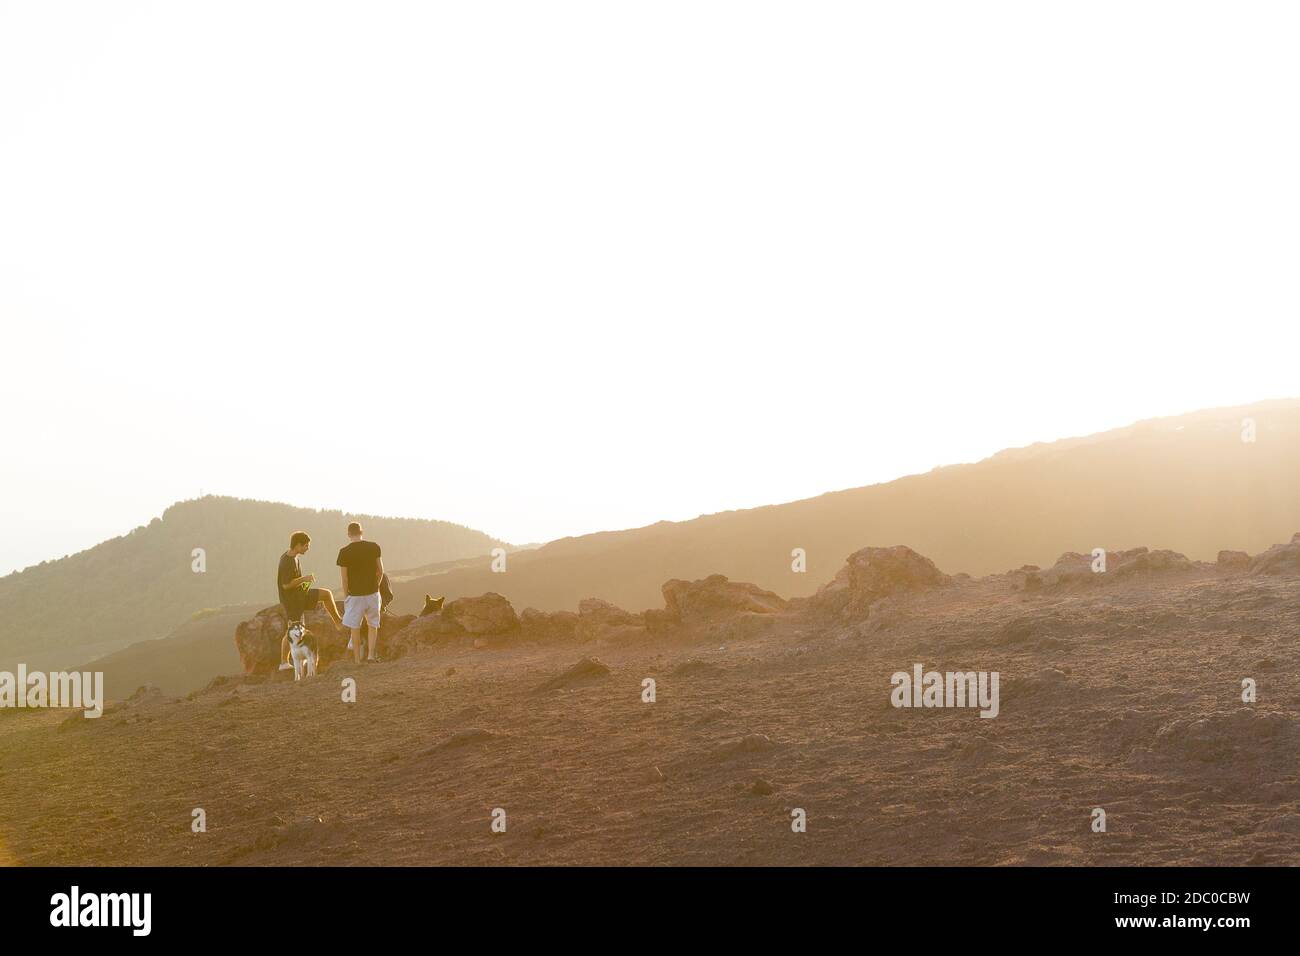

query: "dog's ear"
(424, 594), (432, 602)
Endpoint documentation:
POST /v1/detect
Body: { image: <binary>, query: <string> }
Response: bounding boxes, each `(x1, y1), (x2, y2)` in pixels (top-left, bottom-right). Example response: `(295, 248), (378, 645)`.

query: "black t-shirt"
(277, 552), (301, 601)
(337, 540), (382, 596)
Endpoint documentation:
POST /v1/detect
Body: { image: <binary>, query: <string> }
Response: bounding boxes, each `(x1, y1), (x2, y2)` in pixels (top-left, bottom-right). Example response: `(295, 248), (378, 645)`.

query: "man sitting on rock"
(277, 531), (345, 671)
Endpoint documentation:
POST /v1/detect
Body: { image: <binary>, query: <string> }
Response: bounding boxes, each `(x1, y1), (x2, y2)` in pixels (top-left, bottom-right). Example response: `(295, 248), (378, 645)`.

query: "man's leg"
(317, 589), (343, 628)
(366, 596), (382, 661)
(340, 595), (362, 661)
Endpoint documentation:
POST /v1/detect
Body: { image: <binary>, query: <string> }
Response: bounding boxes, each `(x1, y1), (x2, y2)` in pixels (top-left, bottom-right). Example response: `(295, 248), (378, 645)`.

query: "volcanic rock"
(812, 545), (950, 619)
(661, 574), (786, 626)
(1217, 550), (1251, 571)
(1250, 534), (1300, 576)
(444, 592), (520, 635)
(519, 608), (579, 642)
(576, 599), (645, 641)
(534, 657), (613, 693)
(233, 605), (412, 675)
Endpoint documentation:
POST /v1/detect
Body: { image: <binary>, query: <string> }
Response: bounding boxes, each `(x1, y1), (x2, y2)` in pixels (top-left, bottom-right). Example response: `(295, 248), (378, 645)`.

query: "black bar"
(0, 866), (1286, 941)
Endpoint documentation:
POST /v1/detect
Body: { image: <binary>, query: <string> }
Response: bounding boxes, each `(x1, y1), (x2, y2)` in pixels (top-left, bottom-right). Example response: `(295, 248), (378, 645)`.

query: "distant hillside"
(393, 399), (1300, 614)
(0, 496), (506, 668)
(389, 544), (541, 580)
(77, 604), (260, 700)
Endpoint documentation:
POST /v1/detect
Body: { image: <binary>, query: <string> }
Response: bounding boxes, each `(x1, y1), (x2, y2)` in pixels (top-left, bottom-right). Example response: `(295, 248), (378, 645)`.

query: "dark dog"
(421, 594), (445, 617)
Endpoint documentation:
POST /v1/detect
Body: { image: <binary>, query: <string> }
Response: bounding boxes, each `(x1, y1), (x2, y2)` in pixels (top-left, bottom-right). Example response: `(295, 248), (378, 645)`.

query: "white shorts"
(342, 592), (381, 629)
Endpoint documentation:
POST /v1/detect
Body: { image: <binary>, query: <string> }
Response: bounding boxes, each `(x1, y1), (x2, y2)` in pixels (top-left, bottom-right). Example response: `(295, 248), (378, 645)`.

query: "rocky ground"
(2, 536), (1298, 866)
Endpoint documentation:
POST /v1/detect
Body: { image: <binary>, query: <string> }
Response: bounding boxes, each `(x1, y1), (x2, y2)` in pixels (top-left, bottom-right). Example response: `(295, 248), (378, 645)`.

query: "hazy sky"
(2, 1), (1298, 576)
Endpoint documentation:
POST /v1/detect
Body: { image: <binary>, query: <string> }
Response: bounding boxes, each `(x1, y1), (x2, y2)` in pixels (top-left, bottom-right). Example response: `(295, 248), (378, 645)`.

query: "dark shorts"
(283, 587), (326, 623)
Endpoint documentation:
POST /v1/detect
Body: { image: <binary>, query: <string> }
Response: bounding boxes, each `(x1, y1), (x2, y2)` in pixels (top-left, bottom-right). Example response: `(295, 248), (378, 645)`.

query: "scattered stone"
(533, 657), (613, 693)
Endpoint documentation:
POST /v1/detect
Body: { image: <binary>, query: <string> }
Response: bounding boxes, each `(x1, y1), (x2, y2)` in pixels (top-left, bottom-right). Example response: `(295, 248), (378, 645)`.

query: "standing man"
(337, 521), (385, 663)
(277, 531), (345, 670)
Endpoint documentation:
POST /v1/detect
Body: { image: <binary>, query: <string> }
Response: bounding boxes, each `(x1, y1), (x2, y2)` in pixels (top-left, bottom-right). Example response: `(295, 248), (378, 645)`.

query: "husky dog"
(286, 622), (319, 681)
(421, 594), (446, 617)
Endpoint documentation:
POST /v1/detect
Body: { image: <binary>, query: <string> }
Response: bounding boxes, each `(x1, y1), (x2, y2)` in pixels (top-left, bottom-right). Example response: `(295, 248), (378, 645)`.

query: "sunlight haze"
(2, 0), (1297, 575)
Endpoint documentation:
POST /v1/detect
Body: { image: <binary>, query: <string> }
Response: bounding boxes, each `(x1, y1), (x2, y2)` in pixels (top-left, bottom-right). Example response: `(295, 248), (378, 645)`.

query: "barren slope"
(3, 548), (1297, 866)
(393, 399), (1300, 614)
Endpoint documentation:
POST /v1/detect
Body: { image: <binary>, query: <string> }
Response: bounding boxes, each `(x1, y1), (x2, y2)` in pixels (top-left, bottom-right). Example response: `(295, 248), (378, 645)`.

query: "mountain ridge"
(389, 398), (1300, 615)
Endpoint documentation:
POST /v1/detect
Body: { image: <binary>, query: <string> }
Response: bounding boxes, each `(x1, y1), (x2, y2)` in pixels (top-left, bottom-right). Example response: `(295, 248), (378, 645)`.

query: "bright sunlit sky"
(1, 1), (1298, 575)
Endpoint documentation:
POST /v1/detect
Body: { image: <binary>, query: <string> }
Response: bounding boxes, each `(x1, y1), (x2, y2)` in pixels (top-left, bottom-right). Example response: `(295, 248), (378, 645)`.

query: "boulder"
(1114, 548), (1194, 576)
(443, 592), (520, 635)
(1250, 534), (1300, 576)
(1042, 561), (1094, 588)
(576, 598), (645, 641)
(661, 574), (786, 626)
(386, 610), (465, 658)
(381, 613), (416, 646)
(1216, 550), (1251, 571)
(643, 575), (787, 641)
(812, 546), (950, 619)
(519, 608), (579, 642)
(233, 605), (412, 674)
(643, 607), (679, 636)
(234, 606), (291, 674)
(1042, 548), (1143, 586)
